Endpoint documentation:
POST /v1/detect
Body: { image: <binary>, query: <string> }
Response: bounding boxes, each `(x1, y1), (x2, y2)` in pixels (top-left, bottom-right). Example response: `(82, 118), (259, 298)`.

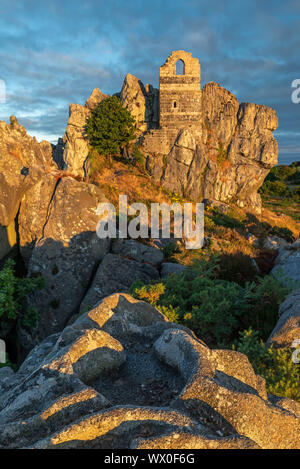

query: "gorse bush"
(162, 241), (180, 260)
(130, 260), (297, 400)
(130, 258), (289, 348)
(86, 96), (136, 156)
(0, 259), (44, 328)
(242, 275), (290, 340)
(129, 281), (179, 323)
(235, 329), (300, 401)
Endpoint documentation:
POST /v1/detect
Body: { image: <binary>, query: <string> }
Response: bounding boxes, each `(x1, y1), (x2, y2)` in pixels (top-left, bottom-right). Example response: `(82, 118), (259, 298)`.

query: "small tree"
(85, 96), (136, 156)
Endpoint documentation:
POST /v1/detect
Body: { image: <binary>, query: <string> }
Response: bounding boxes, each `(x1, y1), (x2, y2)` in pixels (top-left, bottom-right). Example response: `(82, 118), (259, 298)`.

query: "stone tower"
(159, 50), (202, 129)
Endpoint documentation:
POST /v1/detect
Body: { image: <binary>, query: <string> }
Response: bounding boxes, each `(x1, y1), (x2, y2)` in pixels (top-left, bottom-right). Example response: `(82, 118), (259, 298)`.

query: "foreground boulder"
(21, 177), (110, 352)
(0, 293), (299, 449)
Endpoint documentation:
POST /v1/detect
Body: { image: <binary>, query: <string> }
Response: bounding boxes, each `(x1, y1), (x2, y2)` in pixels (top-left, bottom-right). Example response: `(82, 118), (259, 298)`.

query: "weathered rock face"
(79, 252), (159, 314)
(85, 87), (108, 110)
(0, 293), (299, 449)
(141, 81), (278, 212)
(62, 89), (108, 178)
(22, 177), (110, 351)
(0, 117), (56, 227)
(18, 174), (58, 265)
(62, 104), (90, 178)
(120, 74), (159, 132)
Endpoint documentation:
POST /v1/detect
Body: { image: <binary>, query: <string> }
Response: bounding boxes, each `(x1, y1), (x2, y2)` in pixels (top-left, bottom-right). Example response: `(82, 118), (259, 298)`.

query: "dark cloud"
(0, 0), (299, 162)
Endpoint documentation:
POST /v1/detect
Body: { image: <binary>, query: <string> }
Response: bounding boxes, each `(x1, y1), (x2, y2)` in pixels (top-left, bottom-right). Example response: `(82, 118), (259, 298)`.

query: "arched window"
(176, 59), (185, 75)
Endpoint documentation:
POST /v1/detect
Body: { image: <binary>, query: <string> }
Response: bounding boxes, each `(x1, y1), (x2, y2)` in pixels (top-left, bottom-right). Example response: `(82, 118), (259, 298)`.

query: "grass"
(261, 194), (300, 223)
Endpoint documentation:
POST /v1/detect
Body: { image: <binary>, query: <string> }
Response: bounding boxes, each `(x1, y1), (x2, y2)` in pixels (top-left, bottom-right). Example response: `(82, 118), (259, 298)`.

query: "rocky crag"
(1, 293), (299, 449)
(60, 50), (278, 213)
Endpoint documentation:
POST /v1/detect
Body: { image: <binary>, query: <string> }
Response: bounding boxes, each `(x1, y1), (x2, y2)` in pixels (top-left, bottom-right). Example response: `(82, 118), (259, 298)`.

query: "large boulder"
(0, 116), (56, 227)
(18, 174), (58, 265)
(85, 87), (108, 110)
(62, 104), (90, 178)
(120, 74), (159, 132)
(79, 252), (159, 313)
(111, 239), (164, 267)
(0, 293), (299, 449)
(25, 177), (110, 349)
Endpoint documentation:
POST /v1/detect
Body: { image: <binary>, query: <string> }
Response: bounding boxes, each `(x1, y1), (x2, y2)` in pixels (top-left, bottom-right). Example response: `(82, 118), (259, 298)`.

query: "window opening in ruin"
(176, 59), (185, 75)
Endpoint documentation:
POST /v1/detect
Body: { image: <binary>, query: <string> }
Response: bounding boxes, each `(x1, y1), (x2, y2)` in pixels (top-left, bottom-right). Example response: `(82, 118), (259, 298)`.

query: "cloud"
(0, 0), (299, 163)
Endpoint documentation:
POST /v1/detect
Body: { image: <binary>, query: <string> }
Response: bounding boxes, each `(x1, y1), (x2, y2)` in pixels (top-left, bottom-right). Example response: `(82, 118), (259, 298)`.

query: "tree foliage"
(85, 96), (136, 156)
(0, 259), (44, 328)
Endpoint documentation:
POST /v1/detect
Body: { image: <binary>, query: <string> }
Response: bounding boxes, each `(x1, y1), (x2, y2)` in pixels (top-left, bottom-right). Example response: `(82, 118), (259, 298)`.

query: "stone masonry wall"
(159, 51), (202, 129)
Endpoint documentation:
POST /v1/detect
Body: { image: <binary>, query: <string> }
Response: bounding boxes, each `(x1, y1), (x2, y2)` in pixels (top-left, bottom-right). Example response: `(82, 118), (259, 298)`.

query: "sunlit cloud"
(0, 0), (299, 164)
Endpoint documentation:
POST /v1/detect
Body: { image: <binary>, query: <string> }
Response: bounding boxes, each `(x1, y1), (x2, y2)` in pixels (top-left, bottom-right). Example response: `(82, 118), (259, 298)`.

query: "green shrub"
(292, 186), (300, 199)
(129, 280), (165, 305)
(216, 143), (228, 164)
(129, 280), (179, 323)
(162, 242), (180, 260)
(235, 329), (300, 401)
(130, 258), (289, 348)
(131, 146), (146, 169)
(241, 276), (290, 340)
(0, 259), (44, 329)
(210, 208), (244, 230)
(259, 180), (290, 197)
(266, 166), (293, 182)
(86, 96), (136, 156)
(218, 252), (258, 286)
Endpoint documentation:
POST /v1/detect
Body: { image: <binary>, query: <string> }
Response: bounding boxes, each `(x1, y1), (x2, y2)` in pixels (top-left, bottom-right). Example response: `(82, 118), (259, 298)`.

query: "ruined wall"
(159, 50), (202, 129)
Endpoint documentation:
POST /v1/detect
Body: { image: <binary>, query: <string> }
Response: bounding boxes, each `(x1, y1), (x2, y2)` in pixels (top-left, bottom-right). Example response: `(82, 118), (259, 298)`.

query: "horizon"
(0, 0), (299, 165)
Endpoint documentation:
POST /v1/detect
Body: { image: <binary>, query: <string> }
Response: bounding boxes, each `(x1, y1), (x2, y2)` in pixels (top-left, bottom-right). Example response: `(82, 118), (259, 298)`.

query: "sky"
(0, 0), (299, 165)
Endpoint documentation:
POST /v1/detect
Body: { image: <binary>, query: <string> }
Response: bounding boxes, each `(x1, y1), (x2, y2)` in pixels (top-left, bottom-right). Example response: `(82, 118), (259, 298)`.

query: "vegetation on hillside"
(0, 259), (44, 368)
(259, 162), (300, 221)
(130, 257), (300, 401)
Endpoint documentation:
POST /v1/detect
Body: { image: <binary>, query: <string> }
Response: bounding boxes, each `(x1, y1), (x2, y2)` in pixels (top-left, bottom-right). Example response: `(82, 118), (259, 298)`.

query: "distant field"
(262, 195), (300, 222)
(260, 161), (300, 224)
